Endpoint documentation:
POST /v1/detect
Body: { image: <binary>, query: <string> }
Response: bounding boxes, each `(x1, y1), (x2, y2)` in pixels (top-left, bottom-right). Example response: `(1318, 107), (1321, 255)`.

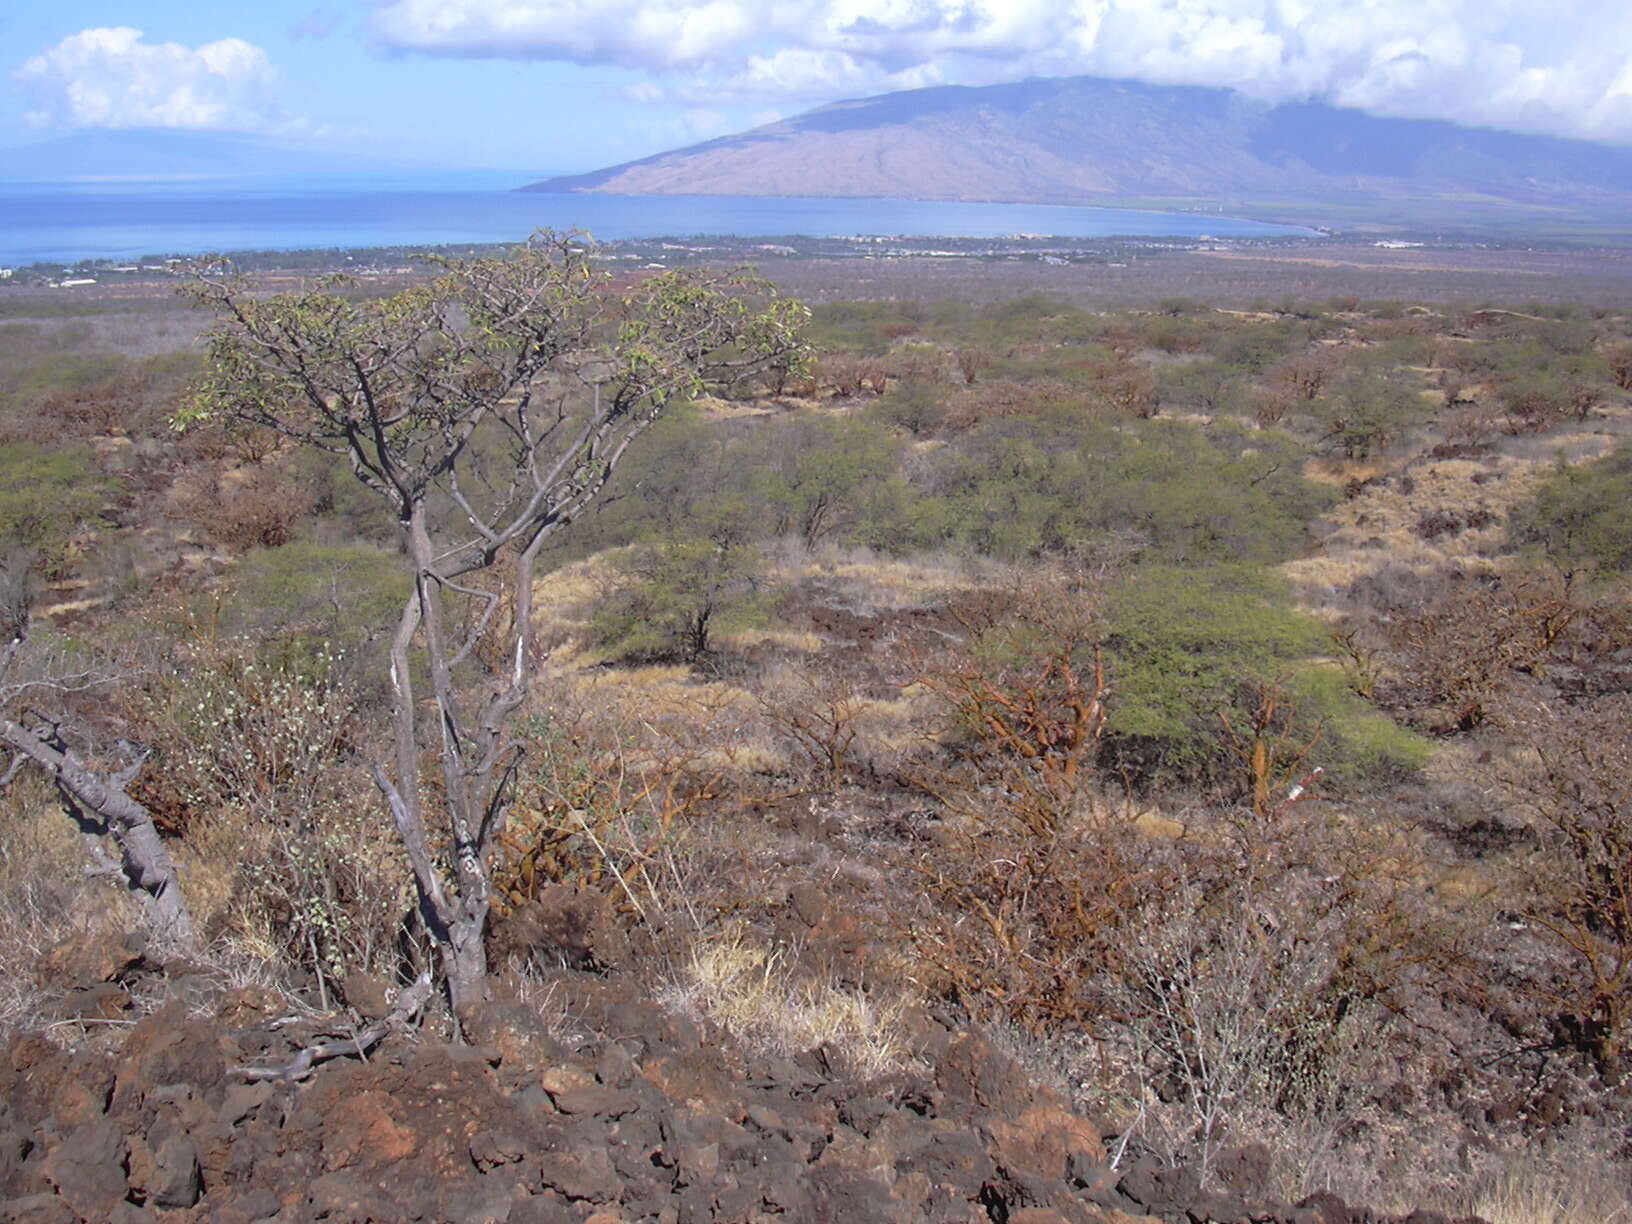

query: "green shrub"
(919, 415), (1330, 565)
(593, 526), (763, 662)
(1209, 320), (1309, 374)
(216, 541), (412, 695)
(1509, 445), (1632, 577)
(807, 302), (920, 354)
(1288, 666), (1429, 785)
(1313, 369), (1420, 458)
(748, 414), (899, 549)
(0, 350), (127, 404)
(1099, 566), (1425, 790)
(1157, 359), (1247, 415)
(0, 443), (115, 576)
(1101, 565), (1328, 784)
(871, 376), (947, 437)
(590, 474), (767, 662)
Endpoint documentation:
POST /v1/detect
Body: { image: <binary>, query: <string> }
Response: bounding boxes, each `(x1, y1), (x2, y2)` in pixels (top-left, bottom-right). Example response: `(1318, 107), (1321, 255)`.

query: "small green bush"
(1101, 565), (1327, 784)
(1288, 666), (1429, 785)
(1313, 369), (1420, 458)
(1509, 445), (1632, 577)
(0, 443), (115, 576)
(748, 414), (899, 550)
(216, 541), (412, 697)
(593, 530), (763, 662)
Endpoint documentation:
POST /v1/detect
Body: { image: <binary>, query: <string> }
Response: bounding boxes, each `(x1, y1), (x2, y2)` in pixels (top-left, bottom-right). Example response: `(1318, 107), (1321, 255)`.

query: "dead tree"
(0, 625), (197, 951)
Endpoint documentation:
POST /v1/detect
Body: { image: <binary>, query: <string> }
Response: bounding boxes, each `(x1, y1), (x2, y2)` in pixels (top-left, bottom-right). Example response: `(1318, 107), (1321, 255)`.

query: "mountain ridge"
(522, 76), (1632, 214)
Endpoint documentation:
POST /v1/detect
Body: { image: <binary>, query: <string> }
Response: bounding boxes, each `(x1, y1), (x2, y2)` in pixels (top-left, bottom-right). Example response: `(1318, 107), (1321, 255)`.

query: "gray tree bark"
(0, 716), (197, 950)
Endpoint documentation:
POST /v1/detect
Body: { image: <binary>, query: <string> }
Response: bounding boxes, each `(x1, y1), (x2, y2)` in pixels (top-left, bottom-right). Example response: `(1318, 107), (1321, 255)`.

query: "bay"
(0, 173), (1309, 265)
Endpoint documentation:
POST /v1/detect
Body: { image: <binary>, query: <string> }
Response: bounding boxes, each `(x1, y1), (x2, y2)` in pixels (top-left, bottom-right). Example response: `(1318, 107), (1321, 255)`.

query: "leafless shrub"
(1095, 361), (1159, 418)
(1441, 397), (1504, 452)
(899, 584), (1155, 1029)
(755, 662), (869, 791)
(1118, 872), (1379, 1185)
(954, 345), (991, 385)
(818, 353), (888, 397)
(1272, 349), (1340, 402)
(131, 640), (405, 998)
(1381, 571), (1579, 734)
(1500, 693), (1632, 1079)
(1251, 385), (1295, 428)
(1500, 382), (1573, 436)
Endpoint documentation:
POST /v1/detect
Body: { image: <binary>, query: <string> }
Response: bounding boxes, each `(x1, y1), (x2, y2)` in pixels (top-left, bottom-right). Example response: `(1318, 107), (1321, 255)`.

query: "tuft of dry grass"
(662, 928), (921, 1078)
(1456, 1159), (1632, 1224)
(0, 784), (145, 1037)
(717, 625), (824, 652)
(762, 545), (998, 612)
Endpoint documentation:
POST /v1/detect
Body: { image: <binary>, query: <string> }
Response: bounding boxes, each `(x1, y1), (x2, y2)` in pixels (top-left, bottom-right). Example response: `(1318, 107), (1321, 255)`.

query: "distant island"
(523, 74), (1632, 223)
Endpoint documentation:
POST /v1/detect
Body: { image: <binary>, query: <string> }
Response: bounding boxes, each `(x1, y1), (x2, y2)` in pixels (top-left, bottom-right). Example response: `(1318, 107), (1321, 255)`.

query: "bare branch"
(229, 970), (434, 1082)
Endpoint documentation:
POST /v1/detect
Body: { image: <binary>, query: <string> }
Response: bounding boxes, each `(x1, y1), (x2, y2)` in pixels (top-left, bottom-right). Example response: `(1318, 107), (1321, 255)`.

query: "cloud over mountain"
(15, 27), (299, 135)
(368, 0), (1632, 147)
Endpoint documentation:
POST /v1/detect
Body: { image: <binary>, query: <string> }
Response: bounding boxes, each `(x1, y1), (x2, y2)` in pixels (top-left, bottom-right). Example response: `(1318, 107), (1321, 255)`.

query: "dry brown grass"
(662, 927), (922, 1078)
(774, 546), (997, 610)
(1451, 1157), (1632, 1224)
(0, 782), (143, 1036)
(690, 393), (778, 422)
(532, 551), (630, 645)
(718, 625), (824, 652)
(1282, 453), (1550, 601)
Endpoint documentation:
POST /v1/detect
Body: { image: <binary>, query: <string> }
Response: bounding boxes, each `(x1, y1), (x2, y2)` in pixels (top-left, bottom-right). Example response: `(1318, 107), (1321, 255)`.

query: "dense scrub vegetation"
(4, 271), (1632, 1219)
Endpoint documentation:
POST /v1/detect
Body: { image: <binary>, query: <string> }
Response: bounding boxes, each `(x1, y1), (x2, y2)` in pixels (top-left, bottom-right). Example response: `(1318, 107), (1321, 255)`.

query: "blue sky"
(4, 2), (1631, 174)
(0, 5), (731, 172)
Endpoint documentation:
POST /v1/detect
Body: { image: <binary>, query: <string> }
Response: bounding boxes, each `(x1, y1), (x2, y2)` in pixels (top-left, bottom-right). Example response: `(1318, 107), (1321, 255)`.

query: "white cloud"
(15, 27), (298, 134)
(367, 0), (1632, 146)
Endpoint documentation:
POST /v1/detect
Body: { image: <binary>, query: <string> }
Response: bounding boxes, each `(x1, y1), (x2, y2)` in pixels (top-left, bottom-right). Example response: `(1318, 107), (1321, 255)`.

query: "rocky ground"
(2, 913), (1494, 1224)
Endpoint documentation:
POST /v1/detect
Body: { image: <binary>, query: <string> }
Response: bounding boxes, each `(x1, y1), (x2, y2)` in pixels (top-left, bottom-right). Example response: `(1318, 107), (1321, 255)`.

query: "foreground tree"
(182, 234), (807, 1016)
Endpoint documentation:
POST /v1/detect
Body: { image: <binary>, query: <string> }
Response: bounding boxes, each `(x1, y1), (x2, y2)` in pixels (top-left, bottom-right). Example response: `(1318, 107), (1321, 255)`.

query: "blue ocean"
(0, 172), (1308, 265)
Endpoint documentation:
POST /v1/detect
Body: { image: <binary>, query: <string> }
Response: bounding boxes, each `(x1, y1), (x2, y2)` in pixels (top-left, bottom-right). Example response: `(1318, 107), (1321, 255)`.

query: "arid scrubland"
(3, 253), (1632, 1222)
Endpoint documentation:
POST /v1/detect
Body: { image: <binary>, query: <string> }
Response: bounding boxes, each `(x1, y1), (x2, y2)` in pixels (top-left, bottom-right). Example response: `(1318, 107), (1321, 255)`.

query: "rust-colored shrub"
(181, 467), (315, 552)
(1381, 571), (1580, 733)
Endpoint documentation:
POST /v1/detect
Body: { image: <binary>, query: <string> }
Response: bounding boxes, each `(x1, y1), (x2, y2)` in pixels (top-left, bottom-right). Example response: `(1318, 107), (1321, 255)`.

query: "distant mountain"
(1, 130), (450, 182)
(523, 76), (1632, 214)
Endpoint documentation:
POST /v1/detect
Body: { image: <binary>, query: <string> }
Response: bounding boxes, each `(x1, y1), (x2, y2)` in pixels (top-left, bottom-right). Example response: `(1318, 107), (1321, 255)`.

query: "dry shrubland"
(4, 271), (1632, 1216)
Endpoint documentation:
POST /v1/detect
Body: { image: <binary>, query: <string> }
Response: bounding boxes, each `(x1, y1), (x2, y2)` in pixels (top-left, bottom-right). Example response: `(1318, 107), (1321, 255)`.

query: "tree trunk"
(446, 910), (490, 1018)
(0, 717), (197, 950)
(374, 503), (498, 1021)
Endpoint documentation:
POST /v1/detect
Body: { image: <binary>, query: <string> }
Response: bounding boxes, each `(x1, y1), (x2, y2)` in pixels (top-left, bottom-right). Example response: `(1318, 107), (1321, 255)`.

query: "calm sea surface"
(0, 173), (1309, 265)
